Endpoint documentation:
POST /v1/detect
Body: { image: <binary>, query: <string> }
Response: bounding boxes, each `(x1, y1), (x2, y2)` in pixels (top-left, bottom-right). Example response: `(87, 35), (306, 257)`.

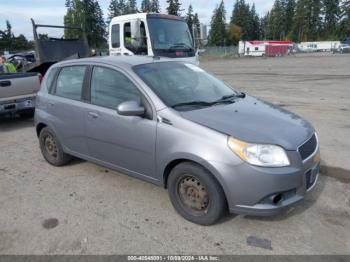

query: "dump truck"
(0, 20), (90, 117)
(26, 19), (90, 75)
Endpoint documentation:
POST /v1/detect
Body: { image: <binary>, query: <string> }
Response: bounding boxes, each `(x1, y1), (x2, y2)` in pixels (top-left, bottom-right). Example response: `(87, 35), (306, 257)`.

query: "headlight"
(227, 137), (290, 167)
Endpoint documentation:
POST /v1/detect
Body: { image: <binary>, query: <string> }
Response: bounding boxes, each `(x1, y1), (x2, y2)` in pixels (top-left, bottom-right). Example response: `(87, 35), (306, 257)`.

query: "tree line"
(1, 0), (349, 52)
(62, 0), (201, 47)
(209, 0), (350, 46)
(0, 21), (33, 52)
(1, 0), (200, 52)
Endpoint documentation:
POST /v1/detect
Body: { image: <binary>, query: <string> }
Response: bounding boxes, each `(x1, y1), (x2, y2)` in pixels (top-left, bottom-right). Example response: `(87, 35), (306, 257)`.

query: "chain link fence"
(199, 46), (239, 58)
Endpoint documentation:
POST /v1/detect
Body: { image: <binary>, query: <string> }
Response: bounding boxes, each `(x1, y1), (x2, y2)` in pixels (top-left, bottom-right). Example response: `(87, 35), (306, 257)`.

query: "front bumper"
(210, 148), (321, 216)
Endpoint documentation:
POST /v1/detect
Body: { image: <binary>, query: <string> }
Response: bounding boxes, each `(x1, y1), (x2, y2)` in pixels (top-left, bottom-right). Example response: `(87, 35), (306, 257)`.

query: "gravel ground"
(0, 53), (349, 255)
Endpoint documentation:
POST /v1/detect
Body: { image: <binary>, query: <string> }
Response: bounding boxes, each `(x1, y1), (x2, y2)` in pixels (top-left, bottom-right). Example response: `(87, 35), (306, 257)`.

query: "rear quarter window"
(55, 66), (86, 101)
(46, 68), (59, 94)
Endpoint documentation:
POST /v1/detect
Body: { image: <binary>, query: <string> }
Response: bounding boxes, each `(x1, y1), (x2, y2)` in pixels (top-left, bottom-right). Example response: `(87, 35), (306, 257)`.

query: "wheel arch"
(36, 122), (47, 137)
(161, 156), (230, 205)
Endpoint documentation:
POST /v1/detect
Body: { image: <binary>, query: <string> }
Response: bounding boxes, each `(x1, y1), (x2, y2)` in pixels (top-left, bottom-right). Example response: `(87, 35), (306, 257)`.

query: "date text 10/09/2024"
(127, 256), (219, 261)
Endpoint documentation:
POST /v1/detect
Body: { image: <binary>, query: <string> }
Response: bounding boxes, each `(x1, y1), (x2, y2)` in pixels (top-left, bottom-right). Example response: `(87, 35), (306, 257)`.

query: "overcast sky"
(0, 0), (274, 39)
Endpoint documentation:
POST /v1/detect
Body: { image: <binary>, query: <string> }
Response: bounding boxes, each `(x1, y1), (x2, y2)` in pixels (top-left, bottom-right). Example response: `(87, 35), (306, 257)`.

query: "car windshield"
(133, 62), (241, 111)
(147, 18), (194, 52)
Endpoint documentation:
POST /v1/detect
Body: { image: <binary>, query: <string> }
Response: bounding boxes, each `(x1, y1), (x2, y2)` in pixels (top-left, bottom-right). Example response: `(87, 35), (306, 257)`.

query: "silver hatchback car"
(35, 56), (321, 225)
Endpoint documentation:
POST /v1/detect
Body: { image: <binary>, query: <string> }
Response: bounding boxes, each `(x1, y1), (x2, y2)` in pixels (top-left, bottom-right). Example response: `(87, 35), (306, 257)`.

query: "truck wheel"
(167, 162), (227, 225)
(39, 127), (71, 166)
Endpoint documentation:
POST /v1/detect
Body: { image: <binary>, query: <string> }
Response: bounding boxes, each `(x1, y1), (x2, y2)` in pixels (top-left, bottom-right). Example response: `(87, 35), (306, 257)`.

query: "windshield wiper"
(171, 101), (213, 109)
(171, 93), (246, 109)
(214, 93), (246, 104)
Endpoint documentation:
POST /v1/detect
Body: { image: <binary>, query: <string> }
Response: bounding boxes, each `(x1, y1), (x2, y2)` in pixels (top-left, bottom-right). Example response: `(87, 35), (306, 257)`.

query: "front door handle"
(0, 81), (11, 87)
(88, 112), (99, 119)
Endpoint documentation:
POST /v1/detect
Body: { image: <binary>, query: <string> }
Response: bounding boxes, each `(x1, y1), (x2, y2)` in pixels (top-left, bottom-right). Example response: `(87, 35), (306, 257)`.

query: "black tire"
(167, 162), (227, 225)
(39, 127), (71, 166)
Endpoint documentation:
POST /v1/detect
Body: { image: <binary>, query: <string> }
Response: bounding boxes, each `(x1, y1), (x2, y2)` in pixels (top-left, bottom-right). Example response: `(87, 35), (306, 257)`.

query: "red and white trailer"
(239, 40), (293, 57)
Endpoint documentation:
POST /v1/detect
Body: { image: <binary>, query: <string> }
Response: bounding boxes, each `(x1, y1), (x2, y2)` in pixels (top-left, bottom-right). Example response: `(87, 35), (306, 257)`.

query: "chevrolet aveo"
(35, 56), (321, 225)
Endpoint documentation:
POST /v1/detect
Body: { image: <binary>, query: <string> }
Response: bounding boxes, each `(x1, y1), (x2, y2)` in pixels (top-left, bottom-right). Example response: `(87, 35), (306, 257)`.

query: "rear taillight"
(38, 74), (43, 83)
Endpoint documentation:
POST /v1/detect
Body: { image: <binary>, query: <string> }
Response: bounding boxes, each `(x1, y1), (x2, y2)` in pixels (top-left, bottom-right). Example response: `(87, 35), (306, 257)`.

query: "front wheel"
(167, 162), (227, 225)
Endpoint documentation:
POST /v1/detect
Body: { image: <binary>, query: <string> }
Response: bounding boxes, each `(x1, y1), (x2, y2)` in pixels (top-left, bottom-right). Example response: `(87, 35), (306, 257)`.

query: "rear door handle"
(0, 81), (11, 87)
(48, 102), (55, 107)
(88, 112), (99, 119)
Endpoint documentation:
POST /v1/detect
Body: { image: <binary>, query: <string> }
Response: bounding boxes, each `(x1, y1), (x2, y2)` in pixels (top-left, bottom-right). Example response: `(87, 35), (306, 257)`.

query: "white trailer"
(108, 13), (198, 64)
(297, 41), (340, 52)
(239, 40), (292, 57)
(239, 41), (266, 57)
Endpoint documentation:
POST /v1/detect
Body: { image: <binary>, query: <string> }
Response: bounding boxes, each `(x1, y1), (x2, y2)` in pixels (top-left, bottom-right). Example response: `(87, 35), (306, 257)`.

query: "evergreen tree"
(284, 0), (296, 39)
(107, 0), (126, 23)
(0, 21), (32, 52)
(1, 21), (14, 50)
(64, 0), (107, 48)
(92, 0), (107, 46)
(253, 0), (343, 41)
(186, 5), (194, 37)
(141, 0), (152, 12)
(13, 34), (31, 50)
(323, 0), (340, 37)
(308, 0), (322, 40)
(341, 0), (350, 37)
(166, 0), (182, 16)
(268, 0), (284, 40)
(249, 4), (260, 40)
(292, 0), (308, 41)
(150, 0), (161, 13)
(260, 13), (270, 39)
(209, 1), (227, 46)
(193, 13), (201, 38)
(231, 0), (256, 40)
(125, 0), (138, 14)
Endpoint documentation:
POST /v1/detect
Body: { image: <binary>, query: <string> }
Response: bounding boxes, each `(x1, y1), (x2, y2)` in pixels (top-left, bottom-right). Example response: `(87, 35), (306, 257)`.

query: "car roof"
(55, 56), (176, 69)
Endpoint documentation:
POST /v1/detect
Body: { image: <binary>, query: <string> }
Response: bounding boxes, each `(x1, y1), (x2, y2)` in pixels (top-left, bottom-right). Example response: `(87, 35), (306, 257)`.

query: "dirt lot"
(0, 53), (349, 255)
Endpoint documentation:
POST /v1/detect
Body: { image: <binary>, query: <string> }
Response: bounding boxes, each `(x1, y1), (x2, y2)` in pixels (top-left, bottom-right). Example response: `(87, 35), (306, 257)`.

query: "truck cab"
(109, 13), (198, 64)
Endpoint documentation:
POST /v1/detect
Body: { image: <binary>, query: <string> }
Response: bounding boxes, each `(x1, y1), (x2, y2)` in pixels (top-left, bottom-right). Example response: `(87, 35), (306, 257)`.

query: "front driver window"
(124, 22), (148, 55)
(90, 66), (141, 109)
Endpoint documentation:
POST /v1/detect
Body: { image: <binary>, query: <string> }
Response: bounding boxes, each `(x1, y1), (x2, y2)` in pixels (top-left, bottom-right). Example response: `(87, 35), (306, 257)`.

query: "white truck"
(108, 13), (199, 64)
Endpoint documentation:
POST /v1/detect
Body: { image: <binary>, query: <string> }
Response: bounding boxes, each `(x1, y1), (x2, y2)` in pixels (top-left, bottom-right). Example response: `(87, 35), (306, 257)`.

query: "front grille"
(299, 134), (317, 161)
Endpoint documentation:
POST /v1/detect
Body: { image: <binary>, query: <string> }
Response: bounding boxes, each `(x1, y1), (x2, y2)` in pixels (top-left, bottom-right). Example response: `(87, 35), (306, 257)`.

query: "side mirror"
(117, 101), (145, 117)
(130, 19), (142, 48)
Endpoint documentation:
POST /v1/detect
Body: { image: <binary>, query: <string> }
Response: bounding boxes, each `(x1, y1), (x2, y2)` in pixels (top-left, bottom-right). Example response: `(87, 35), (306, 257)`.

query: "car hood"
(180, 96), (314, 150)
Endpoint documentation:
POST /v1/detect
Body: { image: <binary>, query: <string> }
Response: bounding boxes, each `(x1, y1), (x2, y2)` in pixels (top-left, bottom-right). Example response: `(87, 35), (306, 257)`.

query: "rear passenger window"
(46, 68), (59, 94)
(55, 66), (86, 100)
(91, 66), (141, 109)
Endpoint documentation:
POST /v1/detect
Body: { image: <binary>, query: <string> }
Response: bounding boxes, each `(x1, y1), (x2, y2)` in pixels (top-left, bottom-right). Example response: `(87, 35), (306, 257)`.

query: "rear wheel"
(39, 127), (71, 166)
(167, 162), (227, 225)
